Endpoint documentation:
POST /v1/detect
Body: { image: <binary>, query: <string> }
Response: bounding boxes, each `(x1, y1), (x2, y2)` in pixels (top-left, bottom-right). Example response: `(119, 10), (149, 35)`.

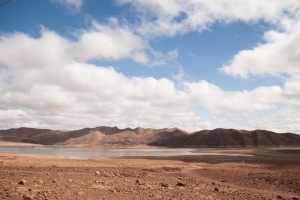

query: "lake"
(0, 146), (252, 159)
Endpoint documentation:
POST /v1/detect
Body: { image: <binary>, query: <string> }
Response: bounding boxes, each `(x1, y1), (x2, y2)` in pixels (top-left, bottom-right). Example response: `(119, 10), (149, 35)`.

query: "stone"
(176, 182), (187, 186)
(276, 195), (283, 199)
(136, 179), (145, 185)
(95, 171), (100, 175)
(160, 183), (168, 187)
(18, 179), (26, 185)
(23, 194), (33, 200)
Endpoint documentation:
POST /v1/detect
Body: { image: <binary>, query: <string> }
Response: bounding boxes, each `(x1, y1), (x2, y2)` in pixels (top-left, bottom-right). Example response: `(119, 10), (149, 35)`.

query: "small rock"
(176, 182), (187, 186)
(147, 185), (154, 189)
(95, 171), (100, 175)
(160, 183), (168, 187)
(276, 195), (283, 199)
(38, 180), (43, 184)
(68, 179), (73, 182)
(23, 195), (33, 200)
(136, 179), (145, 185)
(18, 179), (26, 185)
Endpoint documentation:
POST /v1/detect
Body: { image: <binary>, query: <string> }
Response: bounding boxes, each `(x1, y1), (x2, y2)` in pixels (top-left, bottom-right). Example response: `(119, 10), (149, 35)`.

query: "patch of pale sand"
(0, 141), (42, 147)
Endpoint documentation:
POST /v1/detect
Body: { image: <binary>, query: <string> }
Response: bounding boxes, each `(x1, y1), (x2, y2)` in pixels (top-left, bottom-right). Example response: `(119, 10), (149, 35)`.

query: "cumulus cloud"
(0, 29), (70, 69)
(213, 106), (300, 133)
(0, 62), (211, 131)
(0, 23), (148, 67)
(118, 0), (300, 37)
(221, 20), (300, 78)
(0, 28), (210, 131)
(0, 26), (297, 132)
(71, 20), (148, 63)
(184, 81), (283, 113)
(1, 1), (300, 133)
(114, 0), (300, 133)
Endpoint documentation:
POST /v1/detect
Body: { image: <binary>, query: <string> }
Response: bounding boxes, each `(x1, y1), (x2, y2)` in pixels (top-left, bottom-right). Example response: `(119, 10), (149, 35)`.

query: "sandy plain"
(0, 148), (299, 200)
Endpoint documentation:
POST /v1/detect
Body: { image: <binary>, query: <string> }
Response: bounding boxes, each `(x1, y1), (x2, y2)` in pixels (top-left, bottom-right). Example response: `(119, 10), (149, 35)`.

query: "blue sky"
(0, 0), (300, 133)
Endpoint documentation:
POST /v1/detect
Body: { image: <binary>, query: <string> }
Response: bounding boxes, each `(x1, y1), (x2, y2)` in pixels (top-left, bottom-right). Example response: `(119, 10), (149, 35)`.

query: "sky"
(0, 0), (300, 133)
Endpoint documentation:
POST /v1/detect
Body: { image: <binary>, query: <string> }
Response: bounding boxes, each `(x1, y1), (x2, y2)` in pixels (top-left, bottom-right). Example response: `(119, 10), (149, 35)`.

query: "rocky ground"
(0, 149), (299, 200)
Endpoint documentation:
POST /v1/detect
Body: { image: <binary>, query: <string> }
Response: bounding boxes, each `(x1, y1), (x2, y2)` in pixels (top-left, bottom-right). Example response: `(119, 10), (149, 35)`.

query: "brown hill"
(0, 127), (56, 143)
(0, 127), (299, 148)
(181, 128), (300, 147)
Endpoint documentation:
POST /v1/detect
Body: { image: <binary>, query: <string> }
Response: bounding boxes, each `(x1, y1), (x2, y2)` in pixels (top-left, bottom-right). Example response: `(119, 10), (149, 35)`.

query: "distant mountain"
(0, 127), (300, 148)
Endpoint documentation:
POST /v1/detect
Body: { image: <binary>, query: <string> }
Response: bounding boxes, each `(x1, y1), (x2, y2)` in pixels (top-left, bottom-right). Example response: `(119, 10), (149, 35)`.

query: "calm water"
(0, 146), (252, 159)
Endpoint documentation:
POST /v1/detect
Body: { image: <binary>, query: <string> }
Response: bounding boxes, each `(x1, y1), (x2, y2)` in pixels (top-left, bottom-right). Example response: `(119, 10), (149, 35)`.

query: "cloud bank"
(1, 0), (300, 133)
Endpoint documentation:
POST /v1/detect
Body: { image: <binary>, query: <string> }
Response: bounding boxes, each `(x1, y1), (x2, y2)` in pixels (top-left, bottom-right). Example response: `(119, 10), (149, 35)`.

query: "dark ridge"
(0, 127), (299, 148)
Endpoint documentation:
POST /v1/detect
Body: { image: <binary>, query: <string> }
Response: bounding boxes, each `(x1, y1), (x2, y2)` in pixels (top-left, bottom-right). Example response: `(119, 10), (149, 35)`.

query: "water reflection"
(0, 146), (252, 159)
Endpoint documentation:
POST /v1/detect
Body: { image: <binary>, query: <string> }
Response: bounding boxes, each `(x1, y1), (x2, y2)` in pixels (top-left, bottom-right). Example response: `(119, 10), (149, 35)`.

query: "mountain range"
(0, 127), (300, 148)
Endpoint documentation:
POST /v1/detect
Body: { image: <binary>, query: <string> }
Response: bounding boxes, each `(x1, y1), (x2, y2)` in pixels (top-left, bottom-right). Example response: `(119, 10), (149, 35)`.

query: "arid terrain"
(0, 149), (300, 200)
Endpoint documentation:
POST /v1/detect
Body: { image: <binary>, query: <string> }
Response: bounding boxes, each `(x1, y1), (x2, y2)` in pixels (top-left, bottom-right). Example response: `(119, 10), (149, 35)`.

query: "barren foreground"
(0, 149), (300, 200)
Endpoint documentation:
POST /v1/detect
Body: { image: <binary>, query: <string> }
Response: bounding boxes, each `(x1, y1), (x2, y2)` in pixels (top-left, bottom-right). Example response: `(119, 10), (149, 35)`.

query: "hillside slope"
(0, 127), (299, 148)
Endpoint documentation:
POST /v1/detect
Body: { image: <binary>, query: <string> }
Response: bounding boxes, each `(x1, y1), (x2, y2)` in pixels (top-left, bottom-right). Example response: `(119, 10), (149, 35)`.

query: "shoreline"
(1, 140), (300, 149)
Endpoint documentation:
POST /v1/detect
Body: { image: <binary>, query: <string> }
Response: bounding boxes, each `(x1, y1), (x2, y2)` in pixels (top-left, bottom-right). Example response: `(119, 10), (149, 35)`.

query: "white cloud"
(71, 20), (148, 63)
(221, 20), (300, 78)
(184, 81), (283, 113)
(0, 62), (211, 131)
(51, 0), (84, 13)
(118, 0), (300, 37)
(213, 106), (300, 134)
(1, 1), (300, 133)
(281, 74), (300, 104)
(1, 27), (300, 132)
(119, 0), (300, 82)
(0, 23), (148, 67)
(0, 29), (210, 130)
(0, 29), (70, 69)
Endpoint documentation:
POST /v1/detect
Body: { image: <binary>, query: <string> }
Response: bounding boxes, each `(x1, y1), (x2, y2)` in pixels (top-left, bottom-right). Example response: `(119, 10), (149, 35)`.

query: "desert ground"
(0, 148), (299, 200)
